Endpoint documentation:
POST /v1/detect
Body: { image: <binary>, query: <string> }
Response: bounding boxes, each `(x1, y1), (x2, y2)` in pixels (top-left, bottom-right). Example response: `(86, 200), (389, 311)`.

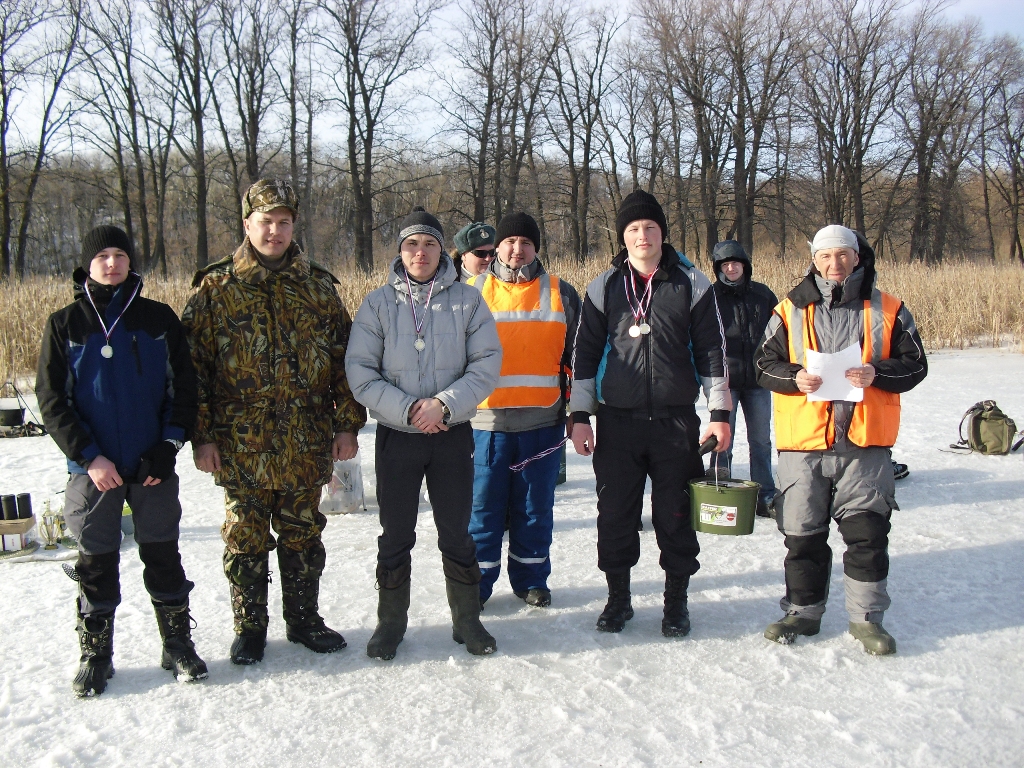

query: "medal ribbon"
(623, 263), (654, 326)
(84, 275), (143, 353)
(509, 437), (569, 472)
(403, 267), (437, 340)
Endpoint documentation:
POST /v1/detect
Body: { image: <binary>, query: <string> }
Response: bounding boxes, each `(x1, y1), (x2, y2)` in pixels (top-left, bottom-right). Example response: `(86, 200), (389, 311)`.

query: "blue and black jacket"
(36, 269), (198, 477)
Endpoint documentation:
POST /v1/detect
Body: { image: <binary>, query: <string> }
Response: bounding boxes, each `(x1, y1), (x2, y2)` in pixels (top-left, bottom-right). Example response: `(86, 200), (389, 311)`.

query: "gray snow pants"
(774, 445), (897, 623)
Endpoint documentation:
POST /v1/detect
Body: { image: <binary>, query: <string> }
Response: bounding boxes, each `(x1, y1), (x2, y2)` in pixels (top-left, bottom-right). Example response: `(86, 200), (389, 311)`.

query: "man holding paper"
(755, 225), (927, 655)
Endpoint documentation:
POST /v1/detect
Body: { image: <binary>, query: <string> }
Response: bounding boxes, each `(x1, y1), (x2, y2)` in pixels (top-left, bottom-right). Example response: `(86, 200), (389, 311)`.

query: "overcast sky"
(932, 0), (1024, 40)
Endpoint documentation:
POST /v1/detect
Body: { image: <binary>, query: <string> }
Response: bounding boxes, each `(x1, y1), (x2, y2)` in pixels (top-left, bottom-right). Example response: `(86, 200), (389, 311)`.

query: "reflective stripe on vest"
(470, 272), (566, 409)
(773, 288), (902, 450)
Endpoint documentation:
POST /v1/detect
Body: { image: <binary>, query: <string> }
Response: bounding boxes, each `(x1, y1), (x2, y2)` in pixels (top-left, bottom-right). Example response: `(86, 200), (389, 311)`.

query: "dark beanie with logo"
(81, 225), (134, 271)
(615, 190), (668, 245)
(495, 212), (542, 250)
(397, 206), (445, 250)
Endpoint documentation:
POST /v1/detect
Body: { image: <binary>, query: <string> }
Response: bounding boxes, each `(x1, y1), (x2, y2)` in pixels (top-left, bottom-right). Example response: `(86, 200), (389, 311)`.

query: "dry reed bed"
(2, 257), (1021, 385)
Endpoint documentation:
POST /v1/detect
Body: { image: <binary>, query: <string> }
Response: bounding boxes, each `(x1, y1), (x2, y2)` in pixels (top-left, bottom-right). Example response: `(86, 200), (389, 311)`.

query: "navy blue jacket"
(36, 270), (198, 477)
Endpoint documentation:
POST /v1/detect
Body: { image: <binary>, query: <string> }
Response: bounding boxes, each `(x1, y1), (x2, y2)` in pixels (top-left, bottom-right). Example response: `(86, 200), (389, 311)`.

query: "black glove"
(139, 440), (178, 482)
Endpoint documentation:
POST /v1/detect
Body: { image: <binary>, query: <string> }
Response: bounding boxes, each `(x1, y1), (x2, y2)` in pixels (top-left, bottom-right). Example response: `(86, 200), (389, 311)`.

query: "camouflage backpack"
(950, 401), (1023, 455)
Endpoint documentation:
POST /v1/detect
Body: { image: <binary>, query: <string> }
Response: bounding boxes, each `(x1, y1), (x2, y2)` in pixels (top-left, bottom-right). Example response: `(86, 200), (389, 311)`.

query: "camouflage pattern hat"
(243, 179), (299, 219)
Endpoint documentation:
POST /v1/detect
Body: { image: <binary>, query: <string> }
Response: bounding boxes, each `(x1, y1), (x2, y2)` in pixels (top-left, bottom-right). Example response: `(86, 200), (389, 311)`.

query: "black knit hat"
(495, 212), (541, 250)
(81, 225), (134, 270)
(397, 206), (445, 250)
(615, 190), (668, 245)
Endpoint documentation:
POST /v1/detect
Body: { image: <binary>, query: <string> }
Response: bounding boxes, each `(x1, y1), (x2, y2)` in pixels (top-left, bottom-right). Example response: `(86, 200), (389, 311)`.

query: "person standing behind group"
(453, 221), (497, 280)
(37, 225), (206, 696)
(711, 240), (779, 515)
(466, 212), (581, 608)
(570, 190), (732, 637)
(345, 207), (503, 661)
(755, 225), (927, 655)
(182, 180), (366, 666)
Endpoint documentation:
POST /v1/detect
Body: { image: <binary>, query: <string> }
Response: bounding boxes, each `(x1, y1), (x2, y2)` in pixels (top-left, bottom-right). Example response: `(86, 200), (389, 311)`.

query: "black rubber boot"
(153, 599), (208, 682)
(513, 588), (552, 607)
(443, 556), (496, 655)
(278, 546), (346, 654)
(367, 562), (411, 661)
(596, 571), (633, 633)
(764, 613), (822, 644)
(224, 550), (270, 665)
(662, 573), (691, 637)
(72, 612), (115, 697)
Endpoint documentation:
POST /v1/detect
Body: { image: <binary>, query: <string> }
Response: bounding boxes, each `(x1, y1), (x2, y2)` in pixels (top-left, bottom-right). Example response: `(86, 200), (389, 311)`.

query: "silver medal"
(639, 322), (651, 335)
(414, 337), (426, 351)
(629, 325), (641, 338)
(101, 344), (114, 358)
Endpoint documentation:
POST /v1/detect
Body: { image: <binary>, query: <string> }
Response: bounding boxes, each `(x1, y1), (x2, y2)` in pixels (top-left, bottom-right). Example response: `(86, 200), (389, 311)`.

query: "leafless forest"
(2, 0), (1024, 280)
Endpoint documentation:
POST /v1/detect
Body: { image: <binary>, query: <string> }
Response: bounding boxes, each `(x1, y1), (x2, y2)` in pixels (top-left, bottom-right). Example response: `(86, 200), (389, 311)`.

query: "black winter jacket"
(569, 245), (731, 423)
(712, 258), (777, 390)
(36, 270), (198, 477)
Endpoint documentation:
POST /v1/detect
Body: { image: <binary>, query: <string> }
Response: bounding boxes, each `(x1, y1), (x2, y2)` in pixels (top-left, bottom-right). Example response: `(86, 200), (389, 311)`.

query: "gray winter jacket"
(345, 255), (502, 432)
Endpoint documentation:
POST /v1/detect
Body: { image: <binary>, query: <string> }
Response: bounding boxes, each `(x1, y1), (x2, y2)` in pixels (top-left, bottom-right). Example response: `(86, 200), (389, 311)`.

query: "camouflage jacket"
(182, 239), (366, 490)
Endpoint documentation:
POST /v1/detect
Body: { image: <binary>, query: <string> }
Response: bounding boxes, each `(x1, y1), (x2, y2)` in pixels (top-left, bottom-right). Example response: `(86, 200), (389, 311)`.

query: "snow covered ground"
(1, 349), (1023, 767)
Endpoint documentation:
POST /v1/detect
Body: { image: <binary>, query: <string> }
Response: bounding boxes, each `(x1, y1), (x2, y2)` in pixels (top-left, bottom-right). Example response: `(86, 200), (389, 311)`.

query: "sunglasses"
(470, 248), (495, 258)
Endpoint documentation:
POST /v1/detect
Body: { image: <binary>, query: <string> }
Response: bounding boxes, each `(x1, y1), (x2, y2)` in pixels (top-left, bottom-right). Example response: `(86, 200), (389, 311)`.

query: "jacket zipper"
(644, 329), (654, 420)
(131, 335), (142, 375)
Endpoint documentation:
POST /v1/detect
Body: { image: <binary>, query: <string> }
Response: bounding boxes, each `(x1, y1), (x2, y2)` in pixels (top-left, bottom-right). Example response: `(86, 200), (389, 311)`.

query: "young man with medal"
(569, 190), (732, 637)
(465, 212), (581, 608)
(37, 225), (207, 696)
(345, 207), (503, 660)
(183, 180), (366, 665)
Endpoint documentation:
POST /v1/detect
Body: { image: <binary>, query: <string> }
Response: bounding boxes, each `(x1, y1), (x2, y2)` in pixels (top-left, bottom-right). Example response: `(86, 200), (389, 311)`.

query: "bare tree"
(11, 0), (82, 279)
(0, 0), (51, 278)
(800, 0), (907, 234)
(151, 0), (217, 270)
(210, 0), (282, 234)
(547, 8), (621, 263)
(319, 0), (441, 273)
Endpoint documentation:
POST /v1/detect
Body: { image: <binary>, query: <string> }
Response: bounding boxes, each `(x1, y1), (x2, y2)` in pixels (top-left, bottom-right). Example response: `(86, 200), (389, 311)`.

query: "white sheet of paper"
(804, 343), (865, 402)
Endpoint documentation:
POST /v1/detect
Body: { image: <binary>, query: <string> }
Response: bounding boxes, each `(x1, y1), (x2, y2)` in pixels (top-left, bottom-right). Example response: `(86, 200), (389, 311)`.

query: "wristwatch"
(164, 439), (185, 452)
(440, 402), (452, 425)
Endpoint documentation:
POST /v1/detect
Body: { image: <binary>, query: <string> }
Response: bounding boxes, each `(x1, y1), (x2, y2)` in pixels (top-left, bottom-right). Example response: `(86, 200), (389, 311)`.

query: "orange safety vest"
(468, 272), (567, 409)
(773, 289), (903, 450)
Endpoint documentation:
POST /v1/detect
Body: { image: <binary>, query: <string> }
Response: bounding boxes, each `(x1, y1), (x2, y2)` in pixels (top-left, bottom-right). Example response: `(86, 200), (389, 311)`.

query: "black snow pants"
(592, 406), (706, 577)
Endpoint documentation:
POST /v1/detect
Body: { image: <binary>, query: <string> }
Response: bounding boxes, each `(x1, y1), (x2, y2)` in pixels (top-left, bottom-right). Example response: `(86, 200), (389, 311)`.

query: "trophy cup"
(40, 501), (61, 550)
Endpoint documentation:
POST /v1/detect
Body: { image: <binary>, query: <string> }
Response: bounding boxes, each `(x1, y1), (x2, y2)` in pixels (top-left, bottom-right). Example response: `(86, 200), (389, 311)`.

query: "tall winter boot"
(596, 571), (633, 633)
(764, 613), (821, 644)
(366, 562), (411, 661)
(72, 612), (115, 697)
(443, 557), (496, 656)
(153, 598), (209, 681)
(662, 572), (691, 637)
(278, 546), (346, 654)
(224, 550), (270, 665)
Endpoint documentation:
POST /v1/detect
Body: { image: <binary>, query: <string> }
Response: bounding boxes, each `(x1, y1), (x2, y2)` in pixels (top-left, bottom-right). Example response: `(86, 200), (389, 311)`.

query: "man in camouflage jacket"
(182, 179), (366, 665)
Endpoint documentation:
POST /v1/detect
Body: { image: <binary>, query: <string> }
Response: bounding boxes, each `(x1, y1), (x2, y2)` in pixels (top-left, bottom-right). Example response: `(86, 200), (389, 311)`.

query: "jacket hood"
(489, 255), (545, 284)
(712, 240), (752, 284)
(389, 253), (457, 298)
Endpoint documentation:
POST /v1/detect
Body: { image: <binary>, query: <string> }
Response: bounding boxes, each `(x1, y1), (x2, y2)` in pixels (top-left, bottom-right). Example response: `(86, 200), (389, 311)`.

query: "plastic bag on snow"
(320, 458), (365, 515)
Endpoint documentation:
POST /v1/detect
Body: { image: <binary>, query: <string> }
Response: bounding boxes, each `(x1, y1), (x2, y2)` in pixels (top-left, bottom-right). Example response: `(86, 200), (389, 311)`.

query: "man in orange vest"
(466, 212), (581, 607)
(755, 225), (927, 655)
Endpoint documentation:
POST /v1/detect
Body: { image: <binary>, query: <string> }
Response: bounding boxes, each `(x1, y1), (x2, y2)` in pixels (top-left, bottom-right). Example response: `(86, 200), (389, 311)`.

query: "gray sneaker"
(849, 622), (897, 655)
(764, 613), (821, 644)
